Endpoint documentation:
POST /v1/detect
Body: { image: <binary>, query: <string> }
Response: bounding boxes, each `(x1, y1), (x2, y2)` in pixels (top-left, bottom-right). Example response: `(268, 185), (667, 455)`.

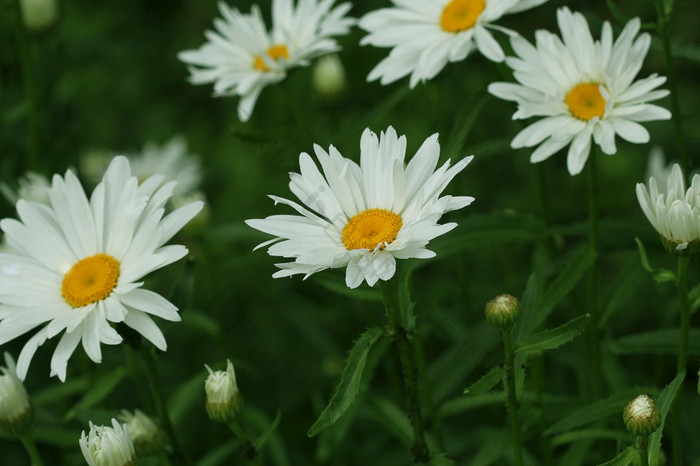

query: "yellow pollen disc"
(342, 208), (402, 251)
(253, 44), (290, 72)
(440, 0), (485, 33)
(61, 254), (120, 308)
(566, 83), (606, 121)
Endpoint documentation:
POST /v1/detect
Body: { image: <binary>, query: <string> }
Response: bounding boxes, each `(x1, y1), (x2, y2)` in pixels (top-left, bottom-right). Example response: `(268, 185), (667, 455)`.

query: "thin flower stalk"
(501, 327), (523, 466)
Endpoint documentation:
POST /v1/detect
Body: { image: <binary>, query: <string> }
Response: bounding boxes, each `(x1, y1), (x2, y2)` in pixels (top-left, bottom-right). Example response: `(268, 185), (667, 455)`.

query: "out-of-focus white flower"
(118, 409), (164, 456)
(489, 7), (670, 175)
(20, 0), (57, 31)
(359, 0), (549, 88)
(246, 126), (474, 288)
(178, 0), (354, 121)
(637, 163), (700, 254)
(0, 156), (204, 381)
(79, 418), (136, 466)
(313, 54), (346, 96)
(204, 359), (242, 422)
(1, 172), (52, 206)
(0, 352), (32, 434)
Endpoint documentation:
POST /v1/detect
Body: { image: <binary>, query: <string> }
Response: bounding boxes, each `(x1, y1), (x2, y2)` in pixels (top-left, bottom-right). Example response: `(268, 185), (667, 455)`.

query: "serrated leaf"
(516, 314), (590, 353)
(609, 329), (700, 355)
(63, 367), (127, 421)
(597, 445), (637, 466)
(308, 327), (384, 437)
(463, 365), (504, 397)
(254, 410), (281, 450)
(635, 238), (676, 284)
(516, 246), (595, 342)
(544, 388), (647, 436)
(648, 371), (685, 465)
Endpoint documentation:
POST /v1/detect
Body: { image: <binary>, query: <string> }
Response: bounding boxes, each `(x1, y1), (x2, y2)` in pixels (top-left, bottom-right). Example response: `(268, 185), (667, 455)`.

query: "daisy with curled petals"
(359, 0), (549, 88)
(246, 127), (474, 288)
(488, 7), (671, 175)
(637, 163), (700, 254)
(178, 0), (354, 121)
(0, 156), (204, 381)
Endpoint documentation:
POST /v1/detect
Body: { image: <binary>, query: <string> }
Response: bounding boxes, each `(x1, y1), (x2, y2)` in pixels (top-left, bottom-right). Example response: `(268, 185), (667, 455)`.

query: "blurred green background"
(1, 0), (699, 464)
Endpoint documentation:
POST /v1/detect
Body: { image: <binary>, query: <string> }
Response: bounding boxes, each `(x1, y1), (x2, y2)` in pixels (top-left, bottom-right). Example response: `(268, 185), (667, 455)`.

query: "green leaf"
(463, 365), (505, 397)
(688, 282), (700, 312)
(544, 388), (648, 436)
(599, 264), (646, 327)
(597, 445), (637, 466)
(254, 410), (282, 450)
(512, 273), (539, 343)
(609, 329), (700, 355)
(32, 376), (90, 407)
(516, 246), (596, 343)
(63, 367), (127, 421)
(443, 95), (487, 157)
(635, 238), (676, 284)
(551, 428), (633, 447)
(648, 371), (685, 465)
(362, 395), (412, 447)
(429, 453), (456, 466)
(307, 327), (384, 437)
(517, 314), (590, 353)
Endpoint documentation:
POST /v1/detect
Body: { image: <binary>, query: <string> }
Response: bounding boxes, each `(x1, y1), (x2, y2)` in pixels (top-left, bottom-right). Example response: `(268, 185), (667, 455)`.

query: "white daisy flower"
(488, 7), (671, 175)
(246, 127), (474, 288)
(359, 0), (549, 88)
(637, 163), (700, 254)
(129, 136), (203, 199)
(80, 418), (136, 466)
(0, 156), (204, 381)
(178, 0), (354, 121)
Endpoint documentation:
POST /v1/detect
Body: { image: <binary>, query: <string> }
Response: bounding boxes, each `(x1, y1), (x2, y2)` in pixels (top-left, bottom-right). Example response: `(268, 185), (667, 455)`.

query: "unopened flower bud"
(79, 418), (136, 466)
(485, 294), (520, 329)
(624, 394), (661, 436)
(118, 409), (164, 456)
(20, 0), (57, 31)
(312, 54), (346, 97)
(204, 359), (242, 423)
(0, 353), (33, 434)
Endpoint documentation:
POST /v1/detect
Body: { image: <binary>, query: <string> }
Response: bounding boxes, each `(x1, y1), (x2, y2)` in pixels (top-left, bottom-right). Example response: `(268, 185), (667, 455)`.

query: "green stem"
(587, 149), (602, 399)
(671, 255), (691, 466)
(19, 433), (44, 466)
(139, 347), (192, 466)
(639, 435), (650, 466)
(656, 0), (689, 178)
(531, 351), (553, 466)
(502, 328), (523, 466)
(381, 280), (429, 463)
(15, 0), (39, 172)
(226, 419), (260, 466)
(536, 163), (551, 227)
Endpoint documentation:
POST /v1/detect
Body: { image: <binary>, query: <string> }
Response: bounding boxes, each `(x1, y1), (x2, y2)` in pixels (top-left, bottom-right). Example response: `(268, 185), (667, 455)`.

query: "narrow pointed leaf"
(516, 314), (591, 353)
(254, 410), (282, 450)
(597, 445), (637, 466)
(308, 327), (384, 437)
(609, 329), (700, 355)
(648, 371), (686, 465)
(635, 238), (676, 284)
(463, 365), (505, 397)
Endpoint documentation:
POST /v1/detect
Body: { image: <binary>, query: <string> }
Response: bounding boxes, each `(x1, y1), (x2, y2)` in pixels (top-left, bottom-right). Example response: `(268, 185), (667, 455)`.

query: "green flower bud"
(485, 294), (520, 329)
(624, 394), (661, 436)
(204, 359), (242, 423)
(0, 353), (33, 434)
(118, 409), (165, 456)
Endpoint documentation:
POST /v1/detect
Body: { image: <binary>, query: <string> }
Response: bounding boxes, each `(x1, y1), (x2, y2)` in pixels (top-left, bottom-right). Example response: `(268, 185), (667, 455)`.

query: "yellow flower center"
(253, 44), (290, 72)
(61, 254), (120, 308)
(440, 0), (485, 33)
(565, 83), (606, 121)
(342, 209), (402, 251)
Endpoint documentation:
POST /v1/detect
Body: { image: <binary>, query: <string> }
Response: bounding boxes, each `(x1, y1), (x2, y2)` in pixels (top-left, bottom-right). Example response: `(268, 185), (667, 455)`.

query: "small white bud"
(204, 359), (242, 422)
(623, 394), (661, 436)
(79, 418), (136, 466)
(312, 54), (346, 97)
(19, 0), (58, 31)
(118, 409), (164, 456)
(0, 353), (33, 434)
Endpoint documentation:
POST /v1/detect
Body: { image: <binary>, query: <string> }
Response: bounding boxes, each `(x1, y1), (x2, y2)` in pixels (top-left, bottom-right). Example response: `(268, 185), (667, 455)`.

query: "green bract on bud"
(624, 394), (661, 436)
(204, 359), (242, 423)
(0, 353), (33, 434)
(118, 409), (164, 456)
(485, 294), (520, 329)
(79, 419), (136, 466)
